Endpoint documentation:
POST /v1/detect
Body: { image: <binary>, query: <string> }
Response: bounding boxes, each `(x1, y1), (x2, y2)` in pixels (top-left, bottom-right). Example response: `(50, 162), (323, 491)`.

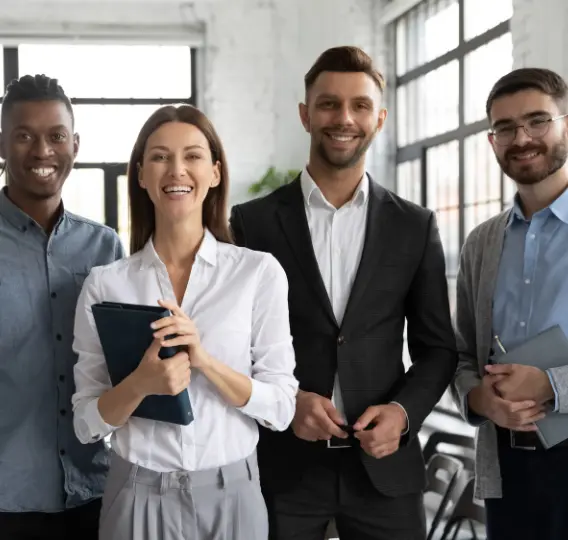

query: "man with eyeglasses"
(452, 67), (568, 540)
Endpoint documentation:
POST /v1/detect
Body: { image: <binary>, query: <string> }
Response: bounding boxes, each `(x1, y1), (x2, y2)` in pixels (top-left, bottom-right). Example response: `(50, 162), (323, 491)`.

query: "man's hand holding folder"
(468, 374), (546, 432)
(485, 362), (555, 405)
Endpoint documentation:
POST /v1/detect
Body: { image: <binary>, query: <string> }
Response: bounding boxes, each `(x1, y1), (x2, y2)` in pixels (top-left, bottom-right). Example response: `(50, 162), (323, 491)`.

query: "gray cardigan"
(451, 209), (568, 499)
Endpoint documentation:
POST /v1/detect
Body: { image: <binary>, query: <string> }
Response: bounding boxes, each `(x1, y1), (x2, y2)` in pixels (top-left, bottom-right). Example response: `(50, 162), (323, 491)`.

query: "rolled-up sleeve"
(237, 254), (298, 431)
(72, 268), (121, 444)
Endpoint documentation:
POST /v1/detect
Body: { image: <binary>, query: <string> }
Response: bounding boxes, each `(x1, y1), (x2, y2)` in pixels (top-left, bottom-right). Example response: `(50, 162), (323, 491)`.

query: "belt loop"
(128, 463), (138, 486)
(160, 472), (168, 495)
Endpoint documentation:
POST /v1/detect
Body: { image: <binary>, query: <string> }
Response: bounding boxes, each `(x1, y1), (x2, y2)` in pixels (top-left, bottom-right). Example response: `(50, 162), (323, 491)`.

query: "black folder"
(91, 301), (194, 426)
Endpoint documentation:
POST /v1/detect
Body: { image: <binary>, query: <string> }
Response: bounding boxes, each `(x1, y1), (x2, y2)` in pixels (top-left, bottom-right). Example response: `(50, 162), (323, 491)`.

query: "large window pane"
(18, 45), (192, 99)
(465, 33), (513, 124)
(117, 174), (130, 255)
(503, 174), (517, 208)
(464, 132), (502, 235)
(75, 105), (157, 163)
(427, 141), (459, 275)
(62, 168), (105, 223)
(396, 160), (421, 204)
(464, 0), (513, 41)
(396, 0), (459, 76)
(397, 61), (459, 146)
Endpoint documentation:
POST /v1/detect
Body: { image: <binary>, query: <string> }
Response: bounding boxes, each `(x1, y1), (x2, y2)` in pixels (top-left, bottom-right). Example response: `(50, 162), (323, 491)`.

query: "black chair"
(423, 431), (475, 471)
(425, 453), (465, 540)
(439, 473), (486, 540)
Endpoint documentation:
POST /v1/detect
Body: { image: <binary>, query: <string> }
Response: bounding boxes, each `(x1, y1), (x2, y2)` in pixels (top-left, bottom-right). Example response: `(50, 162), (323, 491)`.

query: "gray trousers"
(99, 452), (268, 540)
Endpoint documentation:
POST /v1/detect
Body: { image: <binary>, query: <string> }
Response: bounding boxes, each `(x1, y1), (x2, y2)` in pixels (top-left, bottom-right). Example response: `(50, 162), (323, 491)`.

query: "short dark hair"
(304, 46), (385, 96)
(486, 68), (568, 119)
(1, 74), (74, 129)
(128, 104), (233, 254)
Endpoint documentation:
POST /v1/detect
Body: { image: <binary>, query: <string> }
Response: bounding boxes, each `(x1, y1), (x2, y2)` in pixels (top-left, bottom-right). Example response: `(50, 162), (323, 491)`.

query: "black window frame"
(394, 0), (511, 251)
(1, 45), (198, 232)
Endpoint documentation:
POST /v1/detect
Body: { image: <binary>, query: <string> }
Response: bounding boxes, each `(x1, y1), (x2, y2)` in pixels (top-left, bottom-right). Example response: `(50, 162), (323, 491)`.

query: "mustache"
(505, 144), (547, 160)
(323, 126), (364, 137)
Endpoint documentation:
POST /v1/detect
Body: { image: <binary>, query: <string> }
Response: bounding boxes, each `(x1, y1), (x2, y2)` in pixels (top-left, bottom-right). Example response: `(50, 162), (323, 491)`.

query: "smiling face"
(299, 71), (387, 170)
(489, 89), (568, 185)
(138, 121), (220, 223)
(0, 100), (78, 201)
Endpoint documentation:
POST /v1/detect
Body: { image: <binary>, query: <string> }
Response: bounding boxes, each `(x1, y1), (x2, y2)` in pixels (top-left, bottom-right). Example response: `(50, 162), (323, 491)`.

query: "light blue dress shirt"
(0, 188), (124, 512)
(492, 188), (568, 410)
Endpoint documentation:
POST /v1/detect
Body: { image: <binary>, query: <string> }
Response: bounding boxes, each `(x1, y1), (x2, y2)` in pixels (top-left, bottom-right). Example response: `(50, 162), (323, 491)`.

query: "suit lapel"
(341, 180), (394, 332)
(276, 179), (338, 327)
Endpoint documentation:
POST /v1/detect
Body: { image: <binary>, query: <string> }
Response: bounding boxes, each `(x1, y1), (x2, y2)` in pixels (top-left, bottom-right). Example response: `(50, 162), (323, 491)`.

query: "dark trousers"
(0, 498), (101, 540)
(262, 447), (425, 540)
(485, 434), (568, 540)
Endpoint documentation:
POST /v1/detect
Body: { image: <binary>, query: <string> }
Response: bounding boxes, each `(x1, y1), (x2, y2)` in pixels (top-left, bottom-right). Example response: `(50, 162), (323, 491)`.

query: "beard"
(315, 127), (376, 170)
(498, 140), (568, 185)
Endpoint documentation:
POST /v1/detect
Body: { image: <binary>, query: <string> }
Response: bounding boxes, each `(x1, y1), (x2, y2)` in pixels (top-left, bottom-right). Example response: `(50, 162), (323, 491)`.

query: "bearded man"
(452, 67), (568, 540)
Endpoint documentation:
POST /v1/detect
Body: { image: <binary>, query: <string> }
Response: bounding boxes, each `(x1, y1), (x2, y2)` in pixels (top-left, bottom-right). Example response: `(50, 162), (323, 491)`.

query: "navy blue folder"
(91, 301), (194, 426)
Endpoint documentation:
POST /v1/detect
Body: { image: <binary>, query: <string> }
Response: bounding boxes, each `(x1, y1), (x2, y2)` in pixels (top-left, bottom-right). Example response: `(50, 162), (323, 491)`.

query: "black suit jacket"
(230, 177), (457, 497)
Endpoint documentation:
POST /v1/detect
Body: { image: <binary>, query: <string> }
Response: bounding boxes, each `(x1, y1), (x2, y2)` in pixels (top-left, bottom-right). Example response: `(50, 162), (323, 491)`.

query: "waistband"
(109, 452), (260, 493)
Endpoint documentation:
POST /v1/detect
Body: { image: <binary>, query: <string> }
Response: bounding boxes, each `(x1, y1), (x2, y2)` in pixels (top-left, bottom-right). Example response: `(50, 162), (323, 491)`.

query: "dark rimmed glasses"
(490, 113), (568, 146)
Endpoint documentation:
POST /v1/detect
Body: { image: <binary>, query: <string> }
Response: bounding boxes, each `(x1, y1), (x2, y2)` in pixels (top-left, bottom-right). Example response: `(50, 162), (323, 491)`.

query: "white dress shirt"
(300, 168), (369, 421)
(72, 228), (298, 472)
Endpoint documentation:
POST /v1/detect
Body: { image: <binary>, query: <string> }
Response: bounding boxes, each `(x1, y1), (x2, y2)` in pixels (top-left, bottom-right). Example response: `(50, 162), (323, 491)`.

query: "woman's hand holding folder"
(97, 340), (190, 427)
(131, 338), (192, 397)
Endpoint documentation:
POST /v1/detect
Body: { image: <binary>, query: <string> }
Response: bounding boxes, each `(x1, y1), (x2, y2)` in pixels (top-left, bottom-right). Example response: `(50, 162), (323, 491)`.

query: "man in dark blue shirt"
(0, 74), (124, 539)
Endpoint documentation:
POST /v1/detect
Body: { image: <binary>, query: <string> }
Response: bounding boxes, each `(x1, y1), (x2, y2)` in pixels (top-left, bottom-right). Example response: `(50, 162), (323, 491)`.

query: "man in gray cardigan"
(452, 67), (568, 540)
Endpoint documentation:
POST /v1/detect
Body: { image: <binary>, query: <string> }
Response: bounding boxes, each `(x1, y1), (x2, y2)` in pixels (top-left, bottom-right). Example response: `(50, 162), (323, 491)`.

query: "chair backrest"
(425, 453), (464, 540)
(423, 431), (475, 470)
(439, 473), (485, 540)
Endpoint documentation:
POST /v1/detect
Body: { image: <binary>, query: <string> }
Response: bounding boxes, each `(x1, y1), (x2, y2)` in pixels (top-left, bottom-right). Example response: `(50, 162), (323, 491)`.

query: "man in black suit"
(230, 46), (457, 540)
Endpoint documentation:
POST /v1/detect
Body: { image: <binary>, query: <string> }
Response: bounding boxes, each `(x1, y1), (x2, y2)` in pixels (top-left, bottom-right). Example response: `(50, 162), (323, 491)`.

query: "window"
(0, 44), (197, 239)
(394, 0), (513, 415)
(117, 175), (130, 254)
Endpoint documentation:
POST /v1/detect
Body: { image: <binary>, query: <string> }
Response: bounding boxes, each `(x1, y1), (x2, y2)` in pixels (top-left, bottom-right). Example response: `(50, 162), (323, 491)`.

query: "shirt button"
(524, 279), (530, 284)
(530, 234), (536, 239)
(59, 449), (66, 456)
(60, 409), (66, 416)
(51, 292), (57, 299)
(59, 375), (65, 382)
(56, 334), (62, 341)
(520, 321), (526, 327)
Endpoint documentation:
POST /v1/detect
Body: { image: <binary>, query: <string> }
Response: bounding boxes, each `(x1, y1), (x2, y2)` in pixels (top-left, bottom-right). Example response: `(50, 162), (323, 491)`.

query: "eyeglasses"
(489, 113), (568, 146)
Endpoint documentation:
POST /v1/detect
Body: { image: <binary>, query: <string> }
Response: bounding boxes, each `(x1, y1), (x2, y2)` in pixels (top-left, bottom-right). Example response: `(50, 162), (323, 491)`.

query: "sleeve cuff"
(78, 397), (120, 443)
(546, 370), (560, 412)
(237, 378), (277, 429)
(390, 401), (410, 435)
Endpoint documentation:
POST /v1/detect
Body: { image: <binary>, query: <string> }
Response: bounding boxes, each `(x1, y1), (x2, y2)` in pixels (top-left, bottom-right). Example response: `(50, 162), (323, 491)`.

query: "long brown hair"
(127, 104), (233, 254)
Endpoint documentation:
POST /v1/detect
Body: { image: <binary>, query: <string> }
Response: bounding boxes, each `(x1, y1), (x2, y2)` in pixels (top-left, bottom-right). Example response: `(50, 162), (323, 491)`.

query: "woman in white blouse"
(72, 104), (298, 540)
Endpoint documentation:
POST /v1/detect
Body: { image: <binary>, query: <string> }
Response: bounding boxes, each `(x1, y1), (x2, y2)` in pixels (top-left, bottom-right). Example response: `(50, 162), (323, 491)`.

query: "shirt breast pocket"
(0, 270), (34, 355)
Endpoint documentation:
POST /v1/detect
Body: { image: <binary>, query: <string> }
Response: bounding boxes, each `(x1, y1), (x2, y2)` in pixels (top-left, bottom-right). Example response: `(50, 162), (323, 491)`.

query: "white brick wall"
(201, 0), (393, 203)
(512, 0), (568, 74)
(0, 0), (393, 204)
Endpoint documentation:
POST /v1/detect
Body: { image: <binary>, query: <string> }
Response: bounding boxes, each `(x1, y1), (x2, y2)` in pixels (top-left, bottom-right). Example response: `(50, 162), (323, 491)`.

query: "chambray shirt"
(492, 189), (568, 410)
(0, 188), (124, 512)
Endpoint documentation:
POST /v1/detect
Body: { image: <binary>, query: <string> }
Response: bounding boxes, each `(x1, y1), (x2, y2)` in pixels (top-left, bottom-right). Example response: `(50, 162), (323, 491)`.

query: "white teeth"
(329, 135), (355, 142)
(163, 185), (193, 194)
(31, 167), (55, 177)
(515, 152), (539, 160)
